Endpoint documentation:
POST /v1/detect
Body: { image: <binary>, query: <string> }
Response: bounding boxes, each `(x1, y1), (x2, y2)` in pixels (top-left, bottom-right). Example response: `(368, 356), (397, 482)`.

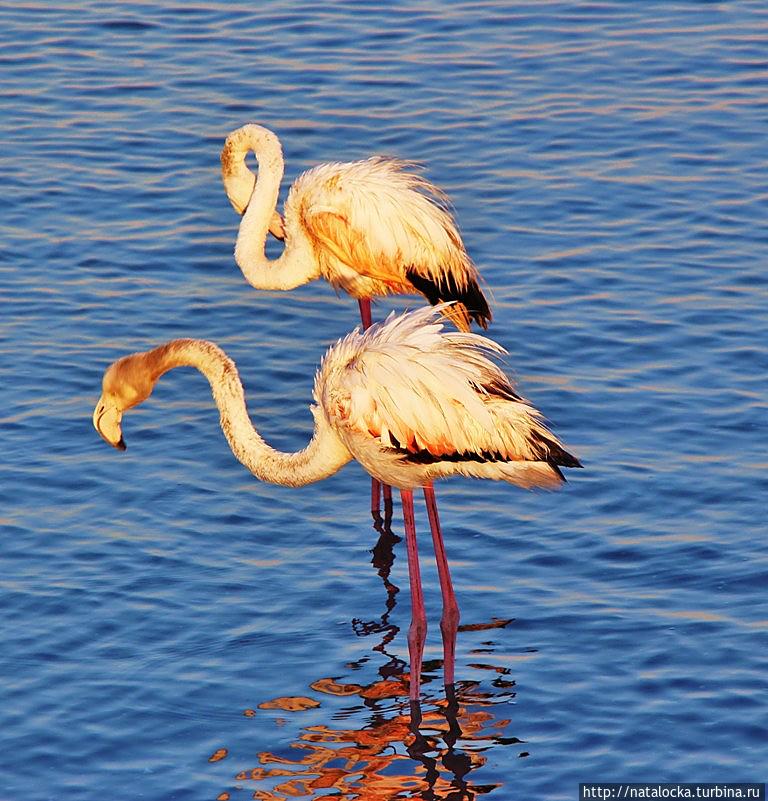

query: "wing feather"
(286, 160), (490, 327)
(318, 307), (569, 466)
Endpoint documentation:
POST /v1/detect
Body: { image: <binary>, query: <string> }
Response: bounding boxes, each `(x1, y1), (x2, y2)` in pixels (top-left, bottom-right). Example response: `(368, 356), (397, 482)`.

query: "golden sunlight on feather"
(221, 124), (492, 332)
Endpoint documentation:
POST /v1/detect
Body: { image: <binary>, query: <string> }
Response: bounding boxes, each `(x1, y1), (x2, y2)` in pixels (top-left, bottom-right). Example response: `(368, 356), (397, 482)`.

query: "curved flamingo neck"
(143, 339), (352, 487)
(226, 125), (319, 291)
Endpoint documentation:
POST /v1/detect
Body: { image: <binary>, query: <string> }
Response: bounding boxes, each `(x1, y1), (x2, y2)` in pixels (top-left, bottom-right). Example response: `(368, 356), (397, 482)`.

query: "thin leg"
(371, 477), (382, 518)
(423, 484), (459, 687)
(358, 297), (393, 519)
(401, 489), (427, 700)
(358, 297), (373, 329)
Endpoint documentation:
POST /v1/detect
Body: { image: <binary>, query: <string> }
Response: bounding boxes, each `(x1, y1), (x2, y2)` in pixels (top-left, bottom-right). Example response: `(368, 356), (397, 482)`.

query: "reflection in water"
(211, 514), (526, 800)
(232, 690), (517, 800)
(350, 501), (406, 683)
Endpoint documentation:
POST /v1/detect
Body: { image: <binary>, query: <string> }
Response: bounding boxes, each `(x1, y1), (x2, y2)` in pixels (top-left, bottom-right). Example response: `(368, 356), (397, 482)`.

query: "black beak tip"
(115, 438), (127, 452)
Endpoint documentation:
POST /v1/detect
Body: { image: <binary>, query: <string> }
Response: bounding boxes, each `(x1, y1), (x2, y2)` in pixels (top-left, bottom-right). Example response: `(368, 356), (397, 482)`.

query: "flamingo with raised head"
(93, 306), (580, 699)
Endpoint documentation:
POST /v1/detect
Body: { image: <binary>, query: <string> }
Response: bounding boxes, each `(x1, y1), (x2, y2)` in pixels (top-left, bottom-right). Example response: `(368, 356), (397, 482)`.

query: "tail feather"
(406, 267), (492, 330)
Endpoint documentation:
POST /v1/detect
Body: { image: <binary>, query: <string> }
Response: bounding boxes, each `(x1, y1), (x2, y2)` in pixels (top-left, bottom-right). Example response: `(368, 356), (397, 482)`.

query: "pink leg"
(371, 477), (382, 517)
(370, 479), (394, 519)
(423, 484), (459, 687)
(358, 298), (393, 518)
(401, 489), (427, 700)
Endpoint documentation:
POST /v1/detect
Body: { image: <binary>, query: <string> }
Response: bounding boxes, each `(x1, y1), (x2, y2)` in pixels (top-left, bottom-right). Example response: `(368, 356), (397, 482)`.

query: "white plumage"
(317, 306), (578, 490)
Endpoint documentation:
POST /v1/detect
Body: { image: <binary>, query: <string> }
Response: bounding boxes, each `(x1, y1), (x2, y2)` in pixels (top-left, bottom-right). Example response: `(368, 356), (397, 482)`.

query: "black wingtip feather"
(551, 463), (567, 482)
(406, 268), (492, 328)
(397, 441), (582, 471)
(529, 430), (583, 469)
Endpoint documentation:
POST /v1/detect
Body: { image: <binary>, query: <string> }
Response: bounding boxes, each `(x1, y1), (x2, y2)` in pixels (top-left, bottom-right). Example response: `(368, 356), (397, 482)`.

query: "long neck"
(226, 127), (319, 291)
(146, 339), (352, 487)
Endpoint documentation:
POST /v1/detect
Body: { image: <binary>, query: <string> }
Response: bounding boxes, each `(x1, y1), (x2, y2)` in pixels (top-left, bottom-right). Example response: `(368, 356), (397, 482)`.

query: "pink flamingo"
(93, 306), (579, 699)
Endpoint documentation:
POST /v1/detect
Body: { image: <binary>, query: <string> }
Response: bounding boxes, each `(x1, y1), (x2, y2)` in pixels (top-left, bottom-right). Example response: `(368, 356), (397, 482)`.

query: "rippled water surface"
(2, 2), (767, 799)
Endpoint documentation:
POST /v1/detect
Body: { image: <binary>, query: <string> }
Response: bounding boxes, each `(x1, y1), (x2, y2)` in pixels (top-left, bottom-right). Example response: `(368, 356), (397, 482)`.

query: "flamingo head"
(93, 353), (156, 451)
(221, 151), (256, 216)
(221, 125), (286, 239)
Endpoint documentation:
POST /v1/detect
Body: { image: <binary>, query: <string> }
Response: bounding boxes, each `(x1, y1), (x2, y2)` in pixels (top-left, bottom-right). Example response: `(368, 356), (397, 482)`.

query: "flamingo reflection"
(209, 517), (526, 800)
(222, 682), (524, 801)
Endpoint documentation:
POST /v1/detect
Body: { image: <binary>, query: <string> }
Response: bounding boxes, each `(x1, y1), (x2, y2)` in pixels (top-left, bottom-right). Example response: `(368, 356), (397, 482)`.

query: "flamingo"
(93, 306), (580, 699)
(220, 124), (491, 334)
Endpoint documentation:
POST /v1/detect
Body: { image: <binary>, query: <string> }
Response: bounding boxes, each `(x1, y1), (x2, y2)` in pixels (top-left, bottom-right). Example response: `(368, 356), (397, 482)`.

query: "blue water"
(2, 1), (767, 798)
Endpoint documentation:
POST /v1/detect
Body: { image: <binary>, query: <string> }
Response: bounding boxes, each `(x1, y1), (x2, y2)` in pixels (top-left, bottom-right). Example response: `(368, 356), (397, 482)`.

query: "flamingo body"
(316, 308), (579, 490)
(221, 125), (491, 332)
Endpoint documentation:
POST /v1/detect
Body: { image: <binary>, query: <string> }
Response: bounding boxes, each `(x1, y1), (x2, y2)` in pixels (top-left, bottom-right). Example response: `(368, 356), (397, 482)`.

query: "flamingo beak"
(229, 195), (248, 216)
(221, 167), (284, 239)
(93, 395), (126, 451)
(222, 172), (255, 216)
(268, 210), (286, 241)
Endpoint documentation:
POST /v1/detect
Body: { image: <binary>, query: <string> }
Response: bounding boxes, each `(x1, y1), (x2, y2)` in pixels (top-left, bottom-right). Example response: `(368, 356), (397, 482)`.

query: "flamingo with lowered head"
(93, 306), (580, 699)
(220, 124), (491, 334)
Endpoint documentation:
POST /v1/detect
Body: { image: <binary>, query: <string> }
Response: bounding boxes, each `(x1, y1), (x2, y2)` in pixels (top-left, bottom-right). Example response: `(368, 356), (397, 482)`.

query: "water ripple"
(1, 1), (767, 798)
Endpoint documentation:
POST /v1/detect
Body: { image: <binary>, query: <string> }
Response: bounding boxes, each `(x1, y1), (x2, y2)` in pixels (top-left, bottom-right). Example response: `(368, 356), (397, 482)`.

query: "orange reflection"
(209, 513), (525, 799)
(258, 697), (322, 712)
(208, 748), (228, 763)
(225, 682), (519, 800)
